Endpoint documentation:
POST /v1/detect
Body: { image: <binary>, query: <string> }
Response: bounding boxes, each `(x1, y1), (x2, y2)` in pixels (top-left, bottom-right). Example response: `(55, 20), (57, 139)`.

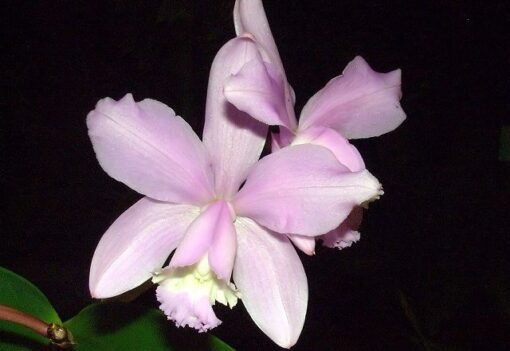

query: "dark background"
(3, 0), (509, 350)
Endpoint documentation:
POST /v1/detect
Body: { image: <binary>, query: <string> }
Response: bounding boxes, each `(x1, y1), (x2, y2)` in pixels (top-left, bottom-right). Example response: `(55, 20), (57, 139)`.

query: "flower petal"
(321, 207), (363, 249)
(233, 217), (307, 348)
(299, 56), (406, 139)
(170, 201), (236, 281)
(293, 126), (365, 172)
(233, 0), (298, 130)
(233, 144), (383, 236)
(208, 205), (237, 281)
(87, 94), (215, 205)
(224, 59), (290, 128)
(288, 234), (316, 256)
(89, 198), (199, 298)
(202, 37), (267, 199)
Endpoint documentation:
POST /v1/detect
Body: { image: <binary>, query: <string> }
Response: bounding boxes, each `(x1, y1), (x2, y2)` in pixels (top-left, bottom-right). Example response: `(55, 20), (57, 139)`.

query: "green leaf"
(65, 303), (234, 351)
(208, 334), (235, 351)
(499, 125), (510, 162)
(0, 266), (61, 350)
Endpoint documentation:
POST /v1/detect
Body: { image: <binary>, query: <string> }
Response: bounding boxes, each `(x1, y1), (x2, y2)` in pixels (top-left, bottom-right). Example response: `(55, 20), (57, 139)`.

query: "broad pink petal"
(321, 207), (363, 249)
(156, 286), (221, 332)
(170, 201), (236, 280)
(299, 56), (406, 139)
(233, 0), (298, 130)
(293, 126), (365, 172)
(288, 234), (316, 256)
(233, 144), (383, 236)
(89, 198), (199, 298)
(224, 59), (290, 128)
(203, 37), (267, 199)
(87, 94), (215, 205)
(233, 217), (307, 348)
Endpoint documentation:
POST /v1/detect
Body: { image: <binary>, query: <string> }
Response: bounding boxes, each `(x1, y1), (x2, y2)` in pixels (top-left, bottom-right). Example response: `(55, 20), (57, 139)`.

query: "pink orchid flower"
(224, 0), (406, 255)
(87, 35), (382, 347)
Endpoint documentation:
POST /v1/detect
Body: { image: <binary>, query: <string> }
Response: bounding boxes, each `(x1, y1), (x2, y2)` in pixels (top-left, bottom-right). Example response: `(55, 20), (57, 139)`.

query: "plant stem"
(0, 304), (48, 336)
(0, 304), (73, 348)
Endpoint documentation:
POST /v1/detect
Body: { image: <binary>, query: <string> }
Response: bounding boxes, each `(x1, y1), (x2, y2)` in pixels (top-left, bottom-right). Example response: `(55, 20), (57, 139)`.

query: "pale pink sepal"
(299, 56), (406, 139)
(224, 59), (290, 128)
(203, 37), (267, 199)
(89, 198), (199, 298)
(170, 201), (236, 281)
(321, 207), (363, 249)
(234, 218), (307, 349)
(156, 285), (221, 332)
(293, 126), (365, 172)
(288, 234), (316, 256)
(87, 94), (215, 205)
(233, 144), (382, 236)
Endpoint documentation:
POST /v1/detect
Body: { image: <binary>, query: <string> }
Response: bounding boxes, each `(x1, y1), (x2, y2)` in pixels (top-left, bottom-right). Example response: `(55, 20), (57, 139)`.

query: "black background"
(3, 1), (509, 350)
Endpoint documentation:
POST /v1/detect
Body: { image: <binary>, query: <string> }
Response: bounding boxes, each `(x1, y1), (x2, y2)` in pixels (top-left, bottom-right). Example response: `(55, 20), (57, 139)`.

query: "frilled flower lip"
(153, 254), (239, 333)
(156, 286), (222, 332)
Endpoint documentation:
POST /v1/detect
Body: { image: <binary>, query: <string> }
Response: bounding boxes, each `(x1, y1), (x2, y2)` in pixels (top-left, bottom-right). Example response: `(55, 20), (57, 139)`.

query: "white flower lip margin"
(86, 34), (382, 348)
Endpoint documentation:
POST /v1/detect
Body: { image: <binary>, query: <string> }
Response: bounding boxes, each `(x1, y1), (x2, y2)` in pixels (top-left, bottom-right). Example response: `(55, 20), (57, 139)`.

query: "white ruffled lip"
(156, 286), (222, 332)
(153, 255), (240, 332)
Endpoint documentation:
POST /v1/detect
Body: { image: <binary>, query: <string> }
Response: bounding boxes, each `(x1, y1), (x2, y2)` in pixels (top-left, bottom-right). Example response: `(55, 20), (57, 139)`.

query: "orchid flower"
(224, 0), (406, 254)
(87, 35), (382, 348)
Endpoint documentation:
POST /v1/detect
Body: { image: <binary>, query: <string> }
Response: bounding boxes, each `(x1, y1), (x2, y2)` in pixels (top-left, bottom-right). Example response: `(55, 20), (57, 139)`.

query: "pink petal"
(321, 207), (363, 249)
(87, 94), (215, 205)
(288, 234), (316, 256)
(233, 0), (298, 130)
(322, 228), (361, 249)
(208, 204), (237, 281)
(233, 217), (307, 348)
(224, 59), (290, 128)
(202, 37), (267, 199)
(89, 198), (199, 298)
(299, 56), (406, 139)
(233, 144), (383, 236)
(170, 201), (236, 281)
(293, 126), (365, 172)
(156, 285), (221, 332)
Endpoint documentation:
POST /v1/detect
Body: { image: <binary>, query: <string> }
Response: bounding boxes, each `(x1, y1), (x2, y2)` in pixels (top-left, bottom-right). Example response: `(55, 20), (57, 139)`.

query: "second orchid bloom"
(226, 0), (405, 256)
